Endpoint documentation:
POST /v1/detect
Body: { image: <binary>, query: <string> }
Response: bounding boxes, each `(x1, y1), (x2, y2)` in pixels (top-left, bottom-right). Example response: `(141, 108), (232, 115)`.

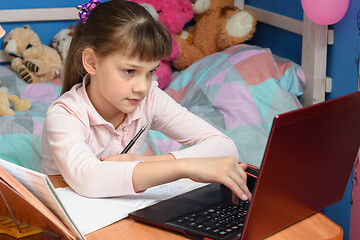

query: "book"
(0, 158), (83, 240)
(0, 158), (205, 239)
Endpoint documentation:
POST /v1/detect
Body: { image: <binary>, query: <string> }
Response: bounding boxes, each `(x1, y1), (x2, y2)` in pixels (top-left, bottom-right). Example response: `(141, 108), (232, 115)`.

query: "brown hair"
(62, 0), (172, 94)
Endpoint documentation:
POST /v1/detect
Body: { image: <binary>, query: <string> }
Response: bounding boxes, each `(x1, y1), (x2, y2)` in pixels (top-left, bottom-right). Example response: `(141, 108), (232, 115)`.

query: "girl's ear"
(82, 48), (97, 75)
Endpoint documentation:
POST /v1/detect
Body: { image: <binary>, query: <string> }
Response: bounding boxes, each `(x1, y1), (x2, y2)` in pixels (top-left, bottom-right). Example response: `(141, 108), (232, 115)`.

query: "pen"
(121, 124), (147, 154)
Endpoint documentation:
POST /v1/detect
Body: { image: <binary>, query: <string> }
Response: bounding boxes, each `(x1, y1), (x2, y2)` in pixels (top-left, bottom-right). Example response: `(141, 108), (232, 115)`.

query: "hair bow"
(76, 0), (102, 23)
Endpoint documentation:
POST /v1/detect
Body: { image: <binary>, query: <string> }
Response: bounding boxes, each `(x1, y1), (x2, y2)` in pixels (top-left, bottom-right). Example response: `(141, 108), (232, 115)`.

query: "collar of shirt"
(78, 75), (142, 129)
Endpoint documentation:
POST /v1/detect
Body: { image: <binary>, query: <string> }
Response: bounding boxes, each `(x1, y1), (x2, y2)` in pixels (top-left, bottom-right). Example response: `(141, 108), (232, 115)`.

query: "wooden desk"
(47, 175), (343, 240)
(84, 213), (342, 240)
(0, 212), (343, 240)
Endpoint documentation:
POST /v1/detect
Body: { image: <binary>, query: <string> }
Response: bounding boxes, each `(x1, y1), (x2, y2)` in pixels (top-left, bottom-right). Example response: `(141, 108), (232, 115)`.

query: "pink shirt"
(42, 76), (238, 197)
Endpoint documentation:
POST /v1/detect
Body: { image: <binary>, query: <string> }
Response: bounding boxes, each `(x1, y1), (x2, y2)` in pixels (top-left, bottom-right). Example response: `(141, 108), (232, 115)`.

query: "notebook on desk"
(129, 91), (360, 240)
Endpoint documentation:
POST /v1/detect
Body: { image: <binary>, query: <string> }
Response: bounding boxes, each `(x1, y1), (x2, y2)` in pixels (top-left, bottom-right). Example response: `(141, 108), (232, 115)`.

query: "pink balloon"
(301, 0), (350, 25)
(0, 25), (5, 38)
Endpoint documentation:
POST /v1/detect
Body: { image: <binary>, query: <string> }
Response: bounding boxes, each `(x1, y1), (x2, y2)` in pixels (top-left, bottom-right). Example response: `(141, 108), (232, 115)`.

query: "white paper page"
(55, 188), (135, 235)
(0, 159), (84, 240)
(55, 179), (206, 235)
(116, 179), (207, 208)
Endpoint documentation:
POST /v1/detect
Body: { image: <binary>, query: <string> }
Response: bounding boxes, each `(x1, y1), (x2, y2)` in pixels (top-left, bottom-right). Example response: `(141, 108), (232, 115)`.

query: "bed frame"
(0, 1), (331, 106)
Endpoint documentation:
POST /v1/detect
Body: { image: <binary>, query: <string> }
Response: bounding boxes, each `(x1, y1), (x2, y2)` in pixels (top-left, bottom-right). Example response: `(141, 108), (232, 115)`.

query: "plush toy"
(0, 26), (31, 115)
(3, 26), (62, 83)
(128, 0), (193, 89)
(173, 0), (257, 70)
(50, 25), (74, 65)
(0, 80), (31, 116)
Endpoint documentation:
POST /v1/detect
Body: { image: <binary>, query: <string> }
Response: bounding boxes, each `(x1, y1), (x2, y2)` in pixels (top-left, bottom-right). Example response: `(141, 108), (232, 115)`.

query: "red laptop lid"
(243, 92), (360, 240)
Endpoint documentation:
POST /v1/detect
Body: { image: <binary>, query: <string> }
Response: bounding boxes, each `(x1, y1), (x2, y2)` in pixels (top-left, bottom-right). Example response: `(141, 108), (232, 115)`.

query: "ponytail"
(61, 22), (86, 95)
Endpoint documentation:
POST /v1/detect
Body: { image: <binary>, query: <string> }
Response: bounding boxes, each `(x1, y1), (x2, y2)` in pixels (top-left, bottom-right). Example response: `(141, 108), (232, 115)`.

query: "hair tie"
(76, 0), (102, 23)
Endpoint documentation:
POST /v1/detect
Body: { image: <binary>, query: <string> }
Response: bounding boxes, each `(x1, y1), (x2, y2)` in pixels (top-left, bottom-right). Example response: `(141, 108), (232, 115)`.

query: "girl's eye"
(148, 69), (157, 75)
(124, 69), (135, 75)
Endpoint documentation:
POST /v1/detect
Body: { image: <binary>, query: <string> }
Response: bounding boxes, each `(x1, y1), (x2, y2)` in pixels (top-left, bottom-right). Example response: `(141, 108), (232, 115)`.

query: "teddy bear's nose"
(3, 39), (17, 54)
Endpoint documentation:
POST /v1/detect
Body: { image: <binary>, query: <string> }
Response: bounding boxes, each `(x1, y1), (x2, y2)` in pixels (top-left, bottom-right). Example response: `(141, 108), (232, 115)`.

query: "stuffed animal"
(0, 27), (31, 115)
(50, 26), (74, 65)
(128, 0), (193, 89)
(3, 26), (62, 83)
(0, 80), (31, 116)
(173, 0), (257, 70)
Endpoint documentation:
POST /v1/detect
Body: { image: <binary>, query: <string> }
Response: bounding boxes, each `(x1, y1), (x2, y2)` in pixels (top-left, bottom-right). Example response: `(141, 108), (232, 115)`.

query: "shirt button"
(115, 135), (120, 140)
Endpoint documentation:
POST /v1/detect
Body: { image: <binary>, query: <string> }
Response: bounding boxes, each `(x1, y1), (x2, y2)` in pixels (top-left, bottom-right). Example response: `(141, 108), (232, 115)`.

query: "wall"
(245, 0), (360, 239)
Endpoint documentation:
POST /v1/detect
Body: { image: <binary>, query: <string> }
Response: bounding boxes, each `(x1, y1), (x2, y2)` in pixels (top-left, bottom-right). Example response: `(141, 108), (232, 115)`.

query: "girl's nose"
(133, 76), (148, 93)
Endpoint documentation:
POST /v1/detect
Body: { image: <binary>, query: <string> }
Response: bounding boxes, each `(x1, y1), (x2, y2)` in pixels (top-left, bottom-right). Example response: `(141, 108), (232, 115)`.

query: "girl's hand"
(181, 156), (251, 203)
(102, 154), (251, 203)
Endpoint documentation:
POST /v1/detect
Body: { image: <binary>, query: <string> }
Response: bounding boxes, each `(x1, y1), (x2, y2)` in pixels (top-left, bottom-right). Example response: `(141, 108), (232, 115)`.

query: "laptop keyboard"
(169, 200), (250, 239)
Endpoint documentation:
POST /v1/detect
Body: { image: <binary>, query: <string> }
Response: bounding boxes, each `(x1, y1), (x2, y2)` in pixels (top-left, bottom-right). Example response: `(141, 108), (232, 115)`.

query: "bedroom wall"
(245, 0), (360, 239)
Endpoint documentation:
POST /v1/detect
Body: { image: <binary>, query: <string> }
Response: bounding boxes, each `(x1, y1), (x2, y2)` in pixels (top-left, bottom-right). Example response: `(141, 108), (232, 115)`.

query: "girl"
(41, 0), (251, 203)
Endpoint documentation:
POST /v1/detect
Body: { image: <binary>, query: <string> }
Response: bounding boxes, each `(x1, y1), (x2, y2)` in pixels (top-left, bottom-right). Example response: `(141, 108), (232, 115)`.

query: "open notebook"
(130, 91), (360, 240)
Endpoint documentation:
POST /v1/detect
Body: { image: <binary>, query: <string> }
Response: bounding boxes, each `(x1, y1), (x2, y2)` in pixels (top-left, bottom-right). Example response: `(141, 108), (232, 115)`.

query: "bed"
(0, 0), (330, 170)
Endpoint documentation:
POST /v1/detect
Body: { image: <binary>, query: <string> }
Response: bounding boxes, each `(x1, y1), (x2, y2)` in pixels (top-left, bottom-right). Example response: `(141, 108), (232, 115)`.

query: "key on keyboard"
(169, 200), (250, 239)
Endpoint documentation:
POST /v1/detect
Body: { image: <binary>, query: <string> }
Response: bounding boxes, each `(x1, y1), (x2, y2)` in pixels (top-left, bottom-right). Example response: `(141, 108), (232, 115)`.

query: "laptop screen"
(243, 91), (360, 239)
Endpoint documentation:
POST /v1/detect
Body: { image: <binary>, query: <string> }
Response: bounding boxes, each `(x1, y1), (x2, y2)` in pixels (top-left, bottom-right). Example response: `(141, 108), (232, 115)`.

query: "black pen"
(121, 124), (147, 154)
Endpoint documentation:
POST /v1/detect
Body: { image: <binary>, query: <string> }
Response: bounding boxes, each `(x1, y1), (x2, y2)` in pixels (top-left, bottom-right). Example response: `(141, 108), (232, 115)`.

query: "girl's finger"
(221, 177), (250, 202)
(236, 163), (248, 180)
(228, 167), (252, 201)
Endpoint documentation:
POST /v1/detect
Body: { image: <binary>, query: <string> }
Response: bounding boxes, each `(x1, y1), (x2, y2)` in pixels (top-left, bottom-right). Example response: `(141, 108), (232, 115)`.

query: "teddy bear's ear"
(23, 25), (31, 30)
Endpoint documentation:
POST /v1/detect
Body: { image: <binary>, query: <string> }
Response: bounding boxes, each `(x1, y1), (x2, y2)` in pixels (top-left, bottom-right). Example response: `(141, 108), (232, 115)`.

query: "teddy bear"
(3, 26), (62, 83)
(0, 26), (31, 115)
(173, 0), (257, 70)
(0, 80), (31, 116)
(50, 25), (74, 65)
(128, 0), (193, 89)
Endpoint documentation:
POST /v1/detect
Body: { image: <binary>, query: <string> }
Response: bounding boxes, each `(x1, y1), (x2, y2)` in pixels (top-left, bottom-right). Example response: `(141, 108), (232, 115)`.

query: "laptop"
(129, 91), (360, 240)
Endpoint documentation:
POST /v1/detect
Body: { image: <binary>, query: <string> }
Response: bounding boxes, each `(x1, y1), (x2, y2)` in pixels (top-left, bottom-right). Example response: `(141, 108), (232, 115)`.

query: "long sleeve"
(43, 104), (141, 197)
(149, 87), (239, 160)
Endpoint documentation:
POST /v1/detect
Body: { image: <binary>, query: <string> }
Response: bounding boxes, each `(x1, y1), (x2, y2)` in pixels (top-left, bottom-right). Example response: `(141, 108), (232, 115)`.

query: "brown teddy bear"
(3, 26), (62, 83)
(0, 80), (31, 116)
(173, 0), (257, 70)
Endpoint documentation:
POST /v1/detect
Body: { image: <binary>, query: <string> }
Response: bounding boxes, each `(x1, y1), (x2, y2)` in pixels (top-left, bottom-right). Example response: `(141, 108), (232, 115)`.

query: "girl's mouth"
(127, 98), (140, 104)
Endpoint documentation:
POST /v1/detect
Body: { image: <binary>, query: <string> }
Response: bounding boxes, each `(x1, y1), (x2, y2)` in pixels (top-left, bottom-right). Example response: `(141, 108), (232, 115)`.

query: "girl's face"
(85, 50), (159, 128)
